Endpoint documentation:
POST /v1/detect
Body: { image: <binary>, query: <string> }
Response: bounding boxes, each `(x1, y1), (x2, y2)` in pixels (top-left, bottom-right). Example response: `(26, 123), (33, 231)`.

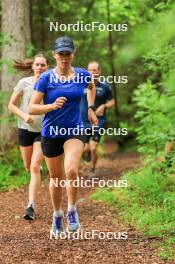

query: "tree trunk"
(106, 0), (119, 119)
(1, 0), (31, 90)
(0, 0), (31, 147)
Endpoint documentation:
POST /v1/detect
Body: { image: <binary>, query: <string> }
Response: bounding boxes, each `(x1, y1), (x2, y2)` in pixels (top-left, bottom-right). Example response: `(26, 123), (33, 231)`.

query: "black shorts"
(18, 128), (41, 146)
(84, 127), (102, 143)
(83, 119), (106, 144)
(41, 134), (85, 158)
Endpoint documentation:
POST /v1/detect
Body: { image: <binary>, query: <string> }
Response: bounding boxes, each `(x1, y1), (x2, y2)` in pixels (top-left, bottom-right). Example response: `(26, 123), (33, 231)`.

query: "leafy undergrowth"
(0, 147), (47, 191)
(91, 161), (175, 260)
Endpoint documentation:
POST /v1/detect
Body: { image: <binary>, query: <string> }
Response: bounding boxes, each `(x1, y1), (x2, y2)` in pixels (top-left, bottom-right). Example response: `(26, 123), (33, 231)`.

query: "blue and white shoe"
(66, 210), (80, 232)
(50, 213), (64, 239)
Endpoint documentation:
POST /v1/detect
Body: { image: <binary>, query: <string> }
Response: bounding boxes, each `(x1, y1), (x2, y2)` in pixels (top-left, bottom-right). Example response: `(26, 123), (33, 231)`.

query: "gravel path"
(0, 151), (173, 264)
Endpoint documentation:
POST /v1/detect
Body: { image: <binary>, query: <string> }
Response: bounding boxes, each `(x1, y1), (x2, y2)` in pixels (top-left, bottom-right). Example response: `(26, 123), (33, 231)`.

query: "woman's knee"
(30, 160), (41, 174)
(65, 166), (78, 179)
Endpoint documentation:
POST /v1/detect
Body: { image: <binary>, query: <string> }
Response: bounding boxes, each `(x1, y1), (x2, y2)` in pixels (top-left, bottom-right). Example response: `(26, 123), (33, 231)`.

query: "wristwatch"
(88, 105), (95, 111)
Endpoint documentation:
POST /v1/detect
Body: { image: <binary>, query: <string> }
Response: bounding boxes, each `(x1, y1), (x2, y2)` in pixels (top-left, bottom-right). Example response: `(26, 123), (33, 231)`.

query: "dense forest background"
(1, 0), (174, 147)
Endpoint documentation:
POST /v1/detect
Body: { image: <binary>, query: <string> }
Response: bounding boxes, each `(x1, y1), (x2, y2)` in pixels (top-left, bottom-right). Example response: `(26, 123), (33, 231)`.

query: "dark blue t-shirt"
(81, 81), (113, 126)
(34, 68), (91, 138)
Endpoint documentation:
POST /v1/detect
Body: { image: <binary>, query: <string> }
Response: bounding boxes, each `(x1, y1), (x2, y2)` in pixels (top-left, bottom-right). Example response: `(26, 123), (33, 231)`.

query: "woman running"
(8, 54), (48, 220)
(29, 36), (98, 237)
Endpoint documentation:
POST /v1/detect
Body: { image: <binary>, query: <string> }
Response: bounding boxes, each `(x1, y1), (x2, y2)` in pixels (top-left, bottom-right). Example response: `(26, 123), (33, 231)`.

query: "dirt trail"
(0, 150), (173, 264)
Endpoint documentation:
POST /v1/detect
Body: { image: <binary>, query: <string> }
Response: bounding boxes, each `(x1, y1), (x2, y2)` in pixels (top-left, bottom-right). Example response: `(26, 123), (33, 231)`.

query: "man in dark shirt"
(81, 61), (115, 175)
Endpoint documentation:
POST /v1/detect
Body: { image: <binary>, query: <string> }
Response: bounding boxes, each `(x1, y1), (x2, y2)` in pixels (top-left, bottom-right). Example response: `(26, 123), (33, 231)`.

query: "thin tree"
(0, 0), (31, 145)
(106, 0), (119, 118)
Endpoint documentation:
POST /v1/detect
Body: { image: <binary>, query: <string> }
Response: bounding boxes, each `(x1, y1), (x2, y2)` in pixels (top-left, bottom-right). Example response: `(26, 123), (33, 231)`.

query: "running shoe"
(66, 209), (80, 232)
(50, 213), (64, 239)
(23, 206), (35, 220)
(83, 151), (91, 162)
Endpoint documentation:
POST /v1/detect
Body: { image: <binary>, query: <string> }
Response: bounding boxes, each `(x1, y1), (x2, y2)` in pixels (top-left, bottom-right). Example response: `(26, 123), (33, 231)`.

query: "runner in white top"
(8, 54), (48, 220)
(13, 76), (44, 132)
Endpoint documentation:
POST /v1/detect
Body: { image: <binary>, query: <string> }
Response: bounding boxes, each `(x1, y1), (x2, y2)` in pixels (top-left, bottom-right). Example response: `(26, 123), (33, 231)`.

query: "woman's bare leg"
(64, 139), (84, 206)
(63, 138), (84, 231)
(29, 141), (43, 204)
(90, 140), (98, 171)
(44, 154), (64, 211)
(19, 145), (33, 172)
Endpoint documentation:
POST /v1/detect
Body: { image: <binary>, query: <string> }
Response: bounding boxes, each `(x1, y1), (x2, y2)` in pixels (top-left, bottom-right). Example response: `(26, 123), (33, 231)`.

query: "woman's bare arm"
(8, 91), (27, 120)
(28, 91), (67, 115)
(8, 91), (35, 124)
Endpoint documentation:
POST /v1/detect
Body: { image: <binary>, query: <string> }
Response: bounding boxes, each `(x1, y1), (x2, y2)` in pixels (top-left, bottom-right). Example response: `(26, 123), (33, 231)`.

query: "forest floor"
(0, 143), (174, 264)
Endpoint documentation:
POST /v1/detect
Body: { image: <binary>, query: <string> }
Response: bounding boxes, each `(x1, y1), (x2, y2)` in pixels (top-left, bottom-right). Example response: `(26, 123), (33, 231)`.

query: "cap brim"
(54, 47), (74, 53)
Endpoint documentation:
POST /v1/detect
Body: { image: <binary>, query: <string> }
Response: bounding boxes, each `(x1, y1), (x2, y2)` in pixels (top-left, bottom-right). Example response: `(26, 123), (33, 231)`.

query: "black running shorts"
(18, 128), (41, 146)
(41, 134), (85, 158)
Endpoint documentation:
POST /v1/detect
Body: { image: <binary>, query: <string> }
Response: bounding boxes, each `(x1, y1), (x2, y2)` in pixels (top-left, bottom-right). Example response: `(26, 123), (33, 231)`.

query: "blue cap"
(52, 36), (74, 53)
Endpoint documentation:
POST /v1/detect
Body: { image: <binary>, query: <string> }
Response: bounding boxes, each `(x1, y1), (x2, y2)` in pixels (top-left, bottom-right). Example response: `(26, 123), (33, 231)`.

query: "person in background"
(8, 54), (48, 220)
(81, 61), (115, 176)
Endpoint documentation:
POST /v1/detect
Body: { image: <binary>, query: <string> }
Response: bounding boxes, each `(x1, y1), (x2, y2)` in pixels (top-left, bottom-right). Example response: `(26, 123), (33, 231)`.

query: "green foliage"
(133, 80), (170, 155)
(0, 147), (47, 190)
(0, 147), (29, 190)
(0, 91), (16, 127)
(91, 188), (117, 205)
(26, 43), (36, 58)
(92, 162), (175, 259)
(92, 3), (175, 259)
(0, 32), (16, 73)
